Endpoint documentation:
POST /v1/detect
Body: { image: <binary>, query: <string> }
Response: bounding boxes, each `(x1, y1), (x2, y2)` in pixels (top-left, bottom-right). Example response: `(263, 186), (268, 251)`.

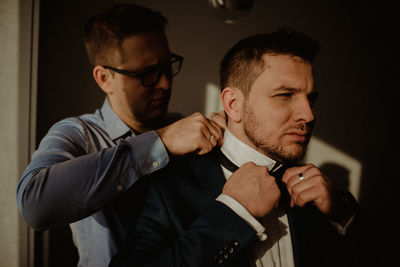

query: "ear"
(221, 87), (244, 123)
(93, 66), (114, 95)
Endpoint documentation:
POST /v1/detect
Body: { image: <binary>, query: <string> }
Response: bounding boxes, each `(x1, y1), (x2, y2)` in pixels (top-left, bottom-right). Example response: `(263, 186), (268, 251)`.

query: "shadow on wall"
(304, 137), (362, 199)
(319, 163), (350, 192)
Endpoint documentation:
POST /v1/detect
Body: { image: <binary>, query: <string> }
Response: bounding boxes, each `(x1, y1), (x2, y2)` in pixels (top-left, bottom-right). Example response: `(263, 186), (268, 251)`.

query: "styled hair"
(219, 27), (320, 96)
(84, 3), (168, 66)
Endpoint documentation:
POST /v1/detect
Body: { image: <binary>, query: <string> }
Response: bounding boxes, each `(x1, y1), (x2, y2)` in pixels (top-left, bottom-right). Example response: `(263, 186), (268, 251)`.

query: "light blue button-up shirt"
(17, 99), (175, 266)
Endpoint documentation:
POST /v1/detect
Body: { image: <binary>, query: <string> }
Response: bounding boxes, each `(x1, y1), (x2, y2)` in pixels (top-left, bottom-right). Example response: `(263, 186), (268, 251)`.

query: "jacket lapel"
(187, 149), (251, 267)
(188, 148), (227, 202)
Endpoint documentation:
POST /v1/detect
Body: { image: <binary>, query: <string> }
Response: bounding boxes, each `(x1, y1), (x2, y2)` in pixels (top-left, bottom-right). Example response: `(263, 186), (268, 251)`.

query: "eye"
(140, 66), (159, 76)
(139, 68), (161, 86)
(275, 93), (293, 98)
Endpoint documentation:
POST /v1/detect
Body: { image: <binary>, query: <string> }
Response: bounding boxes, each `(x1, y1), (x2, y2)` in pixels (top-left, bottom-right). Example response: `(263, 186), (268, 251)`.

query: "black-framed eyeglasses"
(103, 53), (183, 87)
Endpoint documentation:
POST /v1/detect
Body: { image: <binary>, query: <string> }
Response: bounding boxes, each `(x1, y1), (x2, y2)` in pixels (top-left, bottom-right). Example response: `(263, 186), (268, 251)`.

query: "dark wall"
(37, 0), (399, 265)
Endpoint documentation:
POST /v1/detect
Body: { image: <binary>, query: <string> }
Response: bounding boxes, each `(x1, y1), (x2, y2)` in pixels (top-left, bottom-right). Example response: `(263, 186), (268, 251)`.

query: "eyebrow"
(138, 63), (161, 73)
(124, 54), (174, 73)
(272, 87), (301, 93)
(272, 86), (317, 94)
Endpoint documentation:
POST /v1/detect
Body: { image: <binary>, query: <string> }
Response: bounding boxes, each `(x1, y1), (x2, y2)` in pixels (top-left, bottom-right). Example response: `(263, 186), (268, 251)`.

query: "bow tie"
(217, 149), (291, 207)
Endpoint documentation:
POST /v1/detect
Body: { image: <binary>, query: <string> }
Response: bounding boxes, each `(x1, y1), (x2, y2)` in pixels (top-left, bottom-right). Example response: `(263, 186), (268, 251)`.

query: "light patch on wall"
(204, 82), (223, 116)
(304, 137), (362, 200)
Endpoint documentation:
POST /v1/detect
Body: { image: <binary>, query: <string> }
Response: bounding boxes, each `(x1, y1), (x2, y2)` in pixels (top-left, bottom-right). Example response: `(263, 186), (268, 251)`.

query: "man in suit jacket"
(110, 27), (373, 267)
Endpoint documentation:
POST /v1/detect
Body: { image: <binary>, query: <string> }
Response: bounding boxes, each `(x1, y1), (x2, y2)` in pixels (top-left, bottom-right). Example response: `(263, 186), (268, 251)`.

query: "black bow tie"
(217, 149), (291, 207)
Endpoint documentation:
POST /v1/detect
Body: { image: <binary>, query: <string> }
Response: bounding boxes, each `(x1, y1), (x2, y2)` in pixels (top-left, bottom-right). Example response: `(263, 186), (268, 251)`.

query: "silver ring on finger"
(208, 134), (214, 142)
(298, 173), (305, 181)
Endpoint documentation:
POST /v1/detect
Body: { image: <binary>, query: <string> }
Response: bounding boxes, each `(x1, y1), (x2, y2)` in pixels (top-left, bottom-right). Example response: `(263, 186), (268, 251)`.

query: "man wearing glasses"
(16, 3), (224, 267)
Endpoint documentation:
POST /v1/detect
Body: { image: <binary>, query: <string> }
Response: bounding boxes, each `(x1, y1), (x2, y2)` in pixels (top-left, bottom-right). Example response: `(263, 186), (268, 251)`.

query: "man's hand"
(282, 164), (335, 216)
(156, 112), (223, 155)
(222, 162), (281, 218)
(208, 111), (226, 131)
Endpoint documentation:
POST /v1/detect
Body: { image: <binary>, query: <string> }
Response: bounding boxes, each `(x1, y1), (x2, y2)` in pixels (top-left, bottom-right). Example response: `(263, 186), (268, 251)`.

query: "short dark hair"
(219, 27), (320, 95)
(84, 3), (168, 66)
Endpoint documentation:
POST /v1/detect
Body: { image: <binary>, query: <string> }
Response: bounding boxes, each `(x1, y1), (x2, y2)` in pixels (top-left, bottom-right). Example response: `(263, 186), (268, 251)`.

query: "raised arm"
(17, 118), (169, 230)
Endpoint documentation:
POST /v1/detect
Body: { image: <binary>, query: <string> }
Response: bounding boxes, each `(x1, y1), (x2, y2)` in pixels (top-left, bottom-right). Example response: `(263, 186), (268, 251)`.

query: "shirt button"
(258, 233), (267, 241)
(152, 161), (159, 168)
(116, 185), (123, 191)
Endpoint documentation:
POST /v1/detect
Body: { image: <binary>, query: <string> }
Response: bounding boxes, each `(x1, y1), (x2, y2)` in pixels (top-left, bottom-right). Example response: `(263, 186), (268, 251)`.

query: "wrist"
(155, 127), (172, 153)
(328, 190), (357, 223)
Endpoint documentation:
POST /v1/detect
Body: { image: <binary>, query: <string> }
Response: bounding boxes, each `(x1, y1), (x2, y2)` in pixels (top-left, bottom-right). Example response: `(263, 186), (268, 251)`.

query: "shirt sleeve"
(16, 118), (169, 230)
(216, 194), (267, 241)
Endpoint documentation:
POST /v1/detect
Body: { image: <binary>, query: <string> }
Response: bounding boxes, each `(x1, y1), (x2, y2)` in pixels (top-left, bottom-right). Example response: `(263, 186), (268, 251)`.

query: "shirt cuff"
(330, 214), (355, 236)
(125, 131), (169, 176)
(216, 194), (267, 241)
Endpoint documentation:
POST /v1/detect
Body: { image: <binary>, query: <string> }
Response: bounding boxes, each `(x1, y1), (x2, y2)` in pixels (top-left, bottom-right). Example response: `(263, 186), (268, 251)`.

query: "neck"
(108, 101), (165, 134)
(128, 121), (151, 135)
(127, 117), (166, 134)
(228, 122), (269, 157)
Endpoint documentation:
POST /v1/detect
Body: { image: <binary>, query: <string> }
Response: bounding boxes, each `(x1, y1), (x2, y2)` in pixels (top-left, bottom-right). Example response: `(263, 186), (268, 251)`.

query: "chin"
(155, 107), (169, 119)
(287, 148), (307, 163)
(277, 143), (307, 163)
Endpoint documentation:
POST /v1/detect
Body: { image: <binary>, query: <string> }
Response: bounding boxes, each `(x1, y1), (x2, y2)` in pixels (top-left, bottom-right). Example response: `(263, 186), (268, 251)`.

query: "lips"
(285, 130), (311, 142)
(152, 96), (168, 102)
(151, 94), (170, 107)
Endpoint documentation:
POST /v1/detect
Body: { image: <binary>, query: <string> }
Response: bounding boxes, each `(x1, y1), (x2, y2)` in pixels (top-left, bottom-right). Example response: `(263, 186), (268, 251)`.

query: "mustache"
(152, 91), (171, 100)
(286, 122), (315, 135)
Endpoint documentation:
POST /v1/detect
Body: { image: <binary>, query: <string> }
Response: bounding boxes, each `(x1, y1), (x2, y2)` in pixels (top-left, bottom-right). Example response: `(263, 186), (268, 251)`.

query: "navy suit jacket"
(110, 149), (371, 267)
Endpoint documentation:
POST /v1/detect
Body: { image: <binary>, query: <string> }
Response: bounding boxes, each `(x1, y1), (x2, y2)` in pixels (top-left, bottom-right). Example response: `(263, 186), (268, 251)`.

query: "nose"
(155, 73), (171, 91)
(294, 96), (315, 123)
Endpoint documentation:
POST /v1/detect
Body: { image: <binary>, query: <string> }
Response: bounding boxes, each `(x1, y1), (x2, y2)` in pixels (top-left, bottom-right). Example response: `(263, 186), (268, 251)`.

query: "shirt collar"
(100, 98), (133, 140)
(221, 128), (280, 172)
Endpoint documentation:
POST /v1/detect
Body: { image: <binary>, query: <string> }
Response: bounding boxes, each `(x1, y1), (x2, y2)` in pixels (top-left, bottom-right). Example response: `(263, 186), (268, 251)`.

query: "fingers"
(158, 112), (225, 156)
(206, 119), (224, 145)
(291, 187), (321, 207)
(282, 164), (332, 210)
(209, 111), (226, 131)
(283, 164), (320, 191)
(197, 117), (223, 154)
(222, 162), (280, 218)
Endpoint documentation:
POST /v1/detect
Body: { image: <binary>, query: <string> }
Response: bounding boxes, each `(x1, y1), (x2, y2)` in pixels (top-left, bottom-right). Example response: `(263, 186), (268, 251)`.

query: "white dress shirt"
(216, 129), (295, 267)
